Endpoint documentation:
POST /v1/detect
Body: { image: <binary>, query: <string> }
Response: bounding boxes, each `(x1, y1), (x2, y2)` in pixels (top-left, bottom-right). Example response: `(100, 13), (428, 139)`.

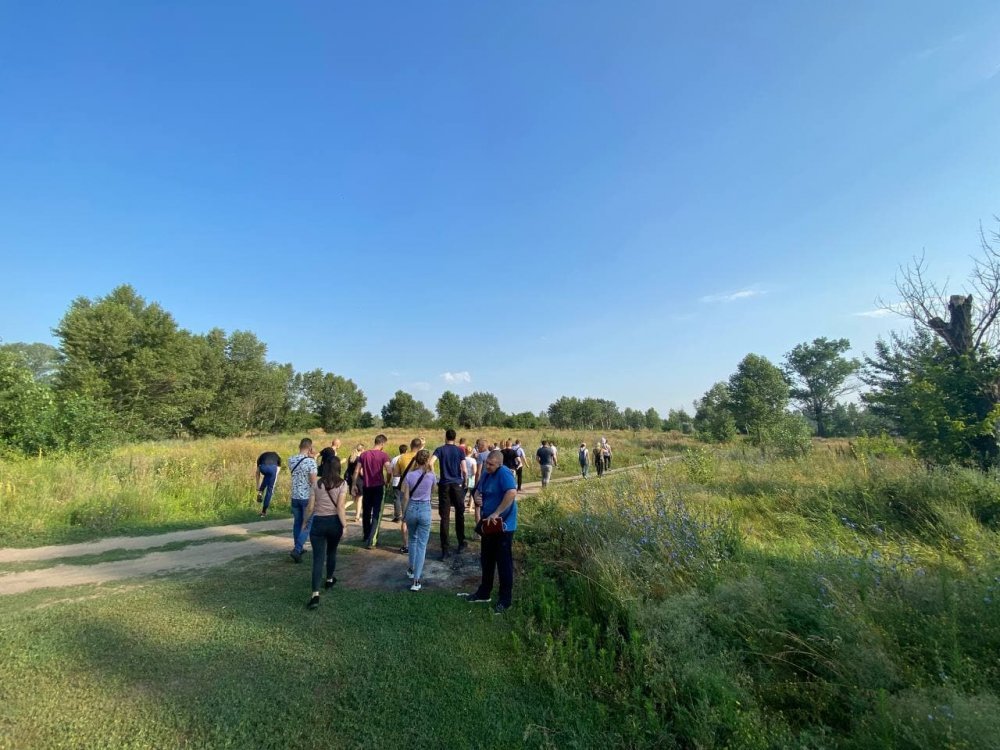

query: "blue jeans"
(580, 460), (589, 478)
(257, 464), (279, 512)
(291, 497), (313, 554)
(405, 502), (433, 580)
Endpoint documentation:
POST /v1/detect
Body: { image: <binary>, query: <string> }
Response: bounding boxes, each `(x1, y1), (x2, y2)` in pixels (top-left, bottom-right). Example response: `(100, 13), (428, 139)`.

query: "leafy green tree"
(460, 391), (504, 427)
(783, 337), (859, 437)
(358, 411), (376, 429)
(504, 411), (540, 429)
(382, 390), (433, 427)
(547, 396), (580, 428)
(664, 408), (693, 433)
(622, 407), (645, 431)
(300, 370), (367, 431)
(0, 349), (55, 454)
(862, 329), (1000, 468)
(728, 354), (790, 448)
(53, 285), (204, 439)
(693, 383), (736, 443)
(0, 342), (61, 383)
(644, 407), (661, 430)
(436, 390), (462, 427)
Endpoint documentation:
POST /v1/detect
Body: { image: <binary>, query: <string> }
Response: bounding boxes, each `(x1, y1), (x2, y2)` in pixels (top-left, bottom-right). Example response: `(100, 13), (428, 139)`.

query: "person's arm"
(255, 467), (261, 488)
(461, 457), (468, 483)
(383, 459), (392, 485)
(304, 480), (317, 519)
(337, 485), (348, 527)
(487, 489), (517, 520)
(401, 476), (411, 516)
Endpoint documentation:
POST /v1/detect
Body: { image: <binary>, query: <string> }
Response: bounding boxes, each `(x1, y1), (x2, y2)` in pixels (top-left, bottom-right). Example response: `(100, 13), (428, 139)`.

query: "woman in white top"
(305, 456), (348, 609)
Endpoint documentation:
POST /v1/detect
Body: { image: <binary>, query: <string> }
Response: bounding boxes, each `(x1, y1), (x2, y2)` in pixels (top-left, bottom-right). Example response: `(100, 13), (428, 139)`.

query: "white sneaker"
(410, 582), (422, 591)
(407, 569), (414, 579)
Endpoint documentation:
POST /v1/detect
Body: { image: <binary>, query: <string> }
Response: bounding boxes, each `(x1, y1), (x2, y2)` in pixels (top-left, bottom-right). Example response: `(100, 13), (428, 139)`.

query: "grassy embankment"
(517, 443), (1000, 747)
(4, 439), (999, 747)
(0, 428), (687, 547)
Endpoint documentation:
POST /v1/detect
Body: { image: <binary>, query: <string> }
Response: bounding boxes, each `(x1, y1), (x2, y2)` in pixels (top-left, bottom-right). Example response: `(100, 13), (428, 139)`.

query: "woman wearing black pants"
(305, 457), (348, 609)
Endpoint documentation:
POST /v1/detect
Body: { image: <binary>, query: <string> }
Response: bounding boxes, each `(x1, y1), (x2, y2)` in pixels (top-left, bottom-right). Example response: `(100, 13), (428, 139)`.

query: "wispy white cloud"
(699, 288), (766, 304)
(441, 371), (471, 384)
(853, 308), (895, 319)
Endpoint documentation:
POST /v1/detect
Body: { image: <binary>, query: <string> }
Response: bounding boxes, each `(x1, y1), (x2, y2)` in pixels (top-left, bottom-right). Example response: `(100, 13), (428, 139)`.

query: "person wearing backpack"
(288, 438), (318, 563)
(578, 443), (589, 478)
(401, 449), (437, 591)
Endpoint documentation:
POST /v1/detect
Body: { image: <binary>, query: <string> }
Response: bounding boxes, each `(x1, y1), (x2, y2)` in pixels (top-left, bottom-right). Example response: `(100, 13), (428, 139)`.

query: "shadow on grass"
(1, 551), (611, 750)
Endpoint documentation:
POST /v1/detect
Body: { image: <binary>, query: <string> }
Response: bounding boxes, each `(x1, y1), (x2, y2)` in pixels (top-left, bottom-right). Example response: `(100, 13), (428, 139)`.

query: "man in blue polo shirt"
(458, 450), (517, 614)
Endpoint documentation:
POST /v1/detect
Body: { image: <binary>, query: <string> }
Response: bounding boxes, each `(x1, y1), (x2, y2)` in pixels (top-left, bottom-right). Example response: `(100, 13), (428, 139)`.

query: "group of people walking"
(577, 437), (613, 478)
(255, 430), (520, 615)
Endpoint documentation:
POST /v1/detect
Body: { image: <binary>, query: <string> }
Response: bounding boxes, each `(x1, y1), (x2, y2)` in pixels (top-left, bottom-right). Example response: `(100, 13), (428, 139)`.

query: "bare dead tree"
(877, 217), (1000, 355)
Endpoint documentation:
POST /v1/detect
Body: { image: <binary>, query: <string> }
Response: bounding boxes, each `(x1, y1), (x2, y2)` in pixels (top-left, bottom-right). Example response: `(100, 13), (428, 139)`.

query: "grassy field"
(0, 428), (688, 547)
(0, 559), (612, 750)
(4, 440), (1000, 747)
(517, 445), (1000, 747)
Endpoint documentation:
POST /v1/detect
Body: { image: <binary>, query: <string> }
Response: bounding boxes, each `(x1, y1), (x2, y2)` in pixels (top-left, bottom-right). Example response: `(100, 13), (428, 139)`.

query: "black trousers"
(438, 482), (466, 551)
(361, 485), (384, 543)
(475, 531), (514, 607)
(309, 515), (343, 591)
(515, 467), (522, 491)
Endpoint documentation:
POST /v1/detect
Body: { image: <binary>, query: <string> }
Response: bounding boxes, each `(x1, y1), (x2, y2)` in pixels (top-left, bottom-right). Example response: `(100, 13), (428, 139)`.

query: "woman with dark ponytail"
(304, 456), (348, 609)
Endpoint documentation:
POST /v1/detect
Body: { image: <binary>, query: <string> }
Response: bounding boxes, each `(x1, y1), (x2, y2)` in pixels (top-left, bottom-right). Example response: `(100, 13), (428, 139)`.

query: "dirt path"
(0, 460), (667, 596)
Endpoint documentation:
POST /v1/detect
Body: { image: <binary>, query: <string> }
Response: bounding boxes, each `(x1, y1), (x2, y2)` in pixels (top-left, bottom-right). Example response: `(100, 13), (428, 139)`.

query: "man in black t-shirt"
(256, 451), (282, 518)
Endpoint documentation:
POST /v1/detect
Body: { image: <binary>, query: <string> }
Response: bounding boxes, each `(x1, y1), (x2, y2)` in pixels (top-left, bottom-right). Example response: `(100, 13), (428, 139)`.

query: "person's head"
(332, 438), (341, 450)
(580, 443), (586, 448)
(514, 439), (520, 446)
(299, 437), (313, 452)
(398, 444), (407, 455)
(540, 440), (547, 447)
(318, 446), (336, 464)
(414, 448), (431, 467)
(445, 428), (457, 442)
(504, 439), (512, 448)
(410, 437), (423, 450)
(319, 456), (343, 488)
(485, 450), (504, 474)
(476, 438), (487, 452)
(466, 445), (474, 456)
(458, 437), (466, 446)
(374, 434), (387, 447)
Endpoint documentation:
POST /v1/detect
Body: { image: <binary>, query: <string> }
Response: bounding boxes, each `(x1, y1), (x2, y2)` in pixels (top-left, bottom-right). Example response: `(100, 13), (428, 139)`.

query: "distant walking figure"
(536, 440), (556, 488)
(594, 441), (605, 477)
(578, 443), (589, 478)
(255, 450), (282, 518)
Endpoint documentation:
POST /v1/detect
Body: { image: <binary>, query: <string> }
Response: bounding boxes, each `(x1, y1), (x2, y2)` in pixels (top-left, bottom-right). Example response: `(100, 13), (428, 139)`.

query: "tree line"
(3, 218), (1000, 469)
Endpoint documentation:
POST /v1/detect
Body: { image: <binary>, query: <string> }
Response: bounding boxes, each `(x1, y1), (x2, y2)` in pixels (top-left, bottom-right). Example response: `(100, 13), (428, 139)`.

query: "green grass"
(515, 448), (1000, 748)
(0, 554), (611, 750)
(9, 441), (997, 747)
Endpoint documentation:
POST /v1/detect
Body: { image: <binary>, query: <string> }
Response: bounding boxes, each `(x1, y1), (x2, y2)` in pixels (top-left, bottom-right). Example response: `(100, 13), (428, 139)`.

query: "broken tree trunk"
(928, 295), (974, 354)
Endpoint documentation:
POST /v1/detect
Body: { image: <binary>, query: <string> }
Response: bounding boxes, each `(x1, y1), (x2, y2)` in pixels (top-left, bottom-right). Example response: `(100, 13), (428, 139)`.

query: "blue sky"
(2, 1), (999, 416)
